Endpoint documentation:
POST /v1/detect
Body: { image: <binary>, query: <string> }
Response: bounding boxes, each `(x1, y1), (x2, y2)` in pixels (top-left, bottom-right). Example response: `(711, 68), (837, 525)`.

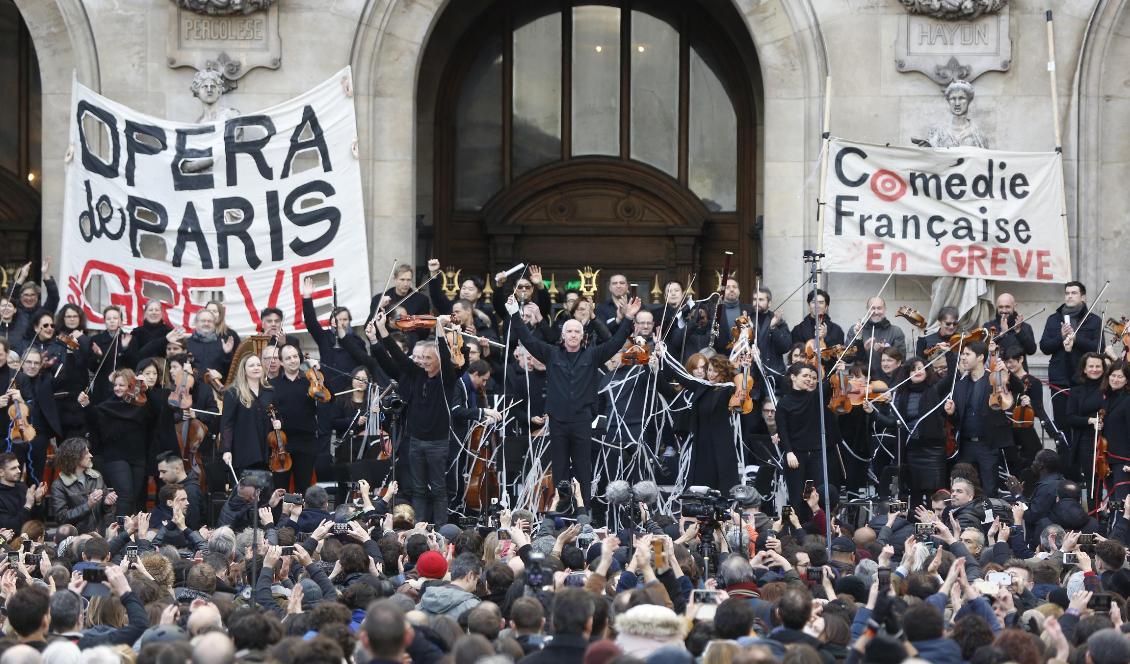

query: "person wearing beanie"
(415, 550), (448, 581)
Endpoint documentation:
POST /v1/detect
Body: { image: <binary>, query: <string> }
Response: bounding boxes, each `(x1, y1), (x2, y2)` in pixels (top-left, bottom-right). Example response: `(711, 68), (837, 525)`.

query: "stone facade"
(11, 0), (1130, 340)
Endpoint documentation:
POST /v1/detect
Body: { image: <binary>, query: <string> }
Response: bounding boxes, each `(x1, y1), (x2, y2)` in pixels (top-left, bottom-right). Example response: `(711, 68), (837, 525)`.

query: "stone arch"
(1070, 0), (1130, 293)
(349, 0), (828, 296)
(12, 0), (100, 259)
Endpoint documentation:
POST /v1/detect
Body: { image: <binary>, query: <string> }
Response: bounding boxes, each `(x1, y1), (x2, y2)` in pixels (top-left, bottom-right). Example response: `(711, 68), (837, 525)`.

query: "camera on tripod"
(678, 487), (728, 522)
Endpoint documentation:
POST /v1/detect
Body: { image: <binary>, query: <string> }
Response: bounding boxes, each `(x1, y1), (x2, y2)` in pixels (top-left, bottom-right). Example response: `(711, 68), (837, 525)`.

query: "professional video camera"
(678, 486), (728, 522)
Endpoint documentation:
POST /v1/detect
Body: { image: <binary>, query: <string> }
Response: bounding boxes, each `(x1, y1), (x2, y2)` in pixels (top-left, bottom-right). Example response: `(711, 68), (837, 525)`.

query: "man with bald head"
(847, 297), (906, 373)
(507, 293), (642, 504)
(981, 292), (1037, 361)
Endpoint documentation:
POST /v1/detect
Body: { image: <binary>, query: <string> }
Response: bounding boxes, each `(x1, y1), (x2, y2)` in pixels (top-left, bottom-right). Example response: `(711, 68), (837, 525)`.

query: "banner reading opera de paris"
(820, 138), (1070, 283)
(60, 67), (369, 332)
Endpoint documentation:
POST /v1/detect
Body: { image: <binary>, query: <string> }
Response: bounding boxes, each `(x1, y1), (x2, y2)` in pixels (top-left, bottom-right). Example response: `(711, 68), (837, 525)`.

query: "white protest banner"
(820, 138), (1070, 283)
(60, 66), (369, 332)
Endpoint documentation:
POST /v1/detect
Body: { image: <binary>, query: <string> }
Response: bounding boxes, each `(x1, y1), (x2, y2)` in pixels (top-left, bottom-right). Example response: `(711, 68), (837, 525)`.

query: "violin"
(393, 315), (438, 332)
(56, 333), (80, 351)
(621, 338), (651, 366)
(1107, 317), (1130, 356)
(1010, 375), (1036, 429)
(168, 355), (195, 410)
(1095, 409), (1111, 486)
(444, 326), (466, 369)
(804, 341), (857, 363)
(728, 361), (756, 415)
(303, 354), (332, 404)
(176, 416), (207, 480)
(828, 367), (854, 415)
(121, 374), (148, 406)
(924, 327), (989, 357)
(6, 393), (36, 442)
(727, 315), (754, 350)
(896, 306), (927, 331)
(987, 357), (1014, 412)
(859, 379), (891, 403)
(266, 403), (292, 473)
(464, 421), (500, 511)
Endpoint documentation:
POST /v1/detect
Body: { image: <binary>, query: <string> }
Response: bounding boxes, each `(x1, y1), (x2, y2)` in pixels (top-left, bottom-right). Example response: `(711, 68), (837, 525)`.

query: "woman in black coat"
(1064, 352), (1108, 484)
(88, 306), (136, 405)
(864, 357), (948, 511)
(77, 368), (152, 516)
(775, 361), (837, 508)
(664, 353), (745, 494)
(1102, 361), (1130, 502)
(220, 354), (278, 474)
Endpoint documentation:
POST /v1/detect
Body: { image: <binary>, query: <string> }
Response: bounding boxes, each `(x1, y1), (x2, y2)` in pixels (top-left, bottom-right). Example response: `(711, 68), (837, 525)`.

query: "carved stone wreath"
(898, 0), (1007, 21)
(173, 0), (277, 16)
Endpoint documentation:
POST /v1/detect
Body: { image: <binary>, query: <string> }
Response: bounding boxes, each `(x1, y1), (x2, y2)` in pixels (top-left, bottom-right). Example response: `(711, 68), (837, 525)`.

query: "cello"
(464, 421), (500, 511)
(266, 403), (292, 473)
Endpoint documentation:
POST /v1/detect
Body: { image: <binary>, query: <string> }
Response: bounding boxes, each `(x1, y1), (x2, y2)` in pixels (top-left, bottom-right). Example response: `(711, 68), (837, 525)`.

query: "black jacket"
(948, 371), (1013, 450)
(981, 314), (1037, 360)
(301, 296), (359, 393)
(511, 311), (633, 423)
(791, 314), (846, 347)
(1040, 303), (1102, 386)
(221, 386), (275, 470)
(519, 634), (590, 664)
(0, 482), (33, 531)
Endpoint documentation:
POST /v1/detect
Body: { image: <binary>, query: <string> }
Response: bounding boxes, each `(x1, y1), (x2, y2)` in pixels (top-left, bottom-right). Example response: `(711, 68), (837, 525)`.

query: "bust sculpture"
(899, 0), (1008, 21)
(912, 79), (989, 149)
(174, 0), (276, 16)
(191, 68), (239, 124)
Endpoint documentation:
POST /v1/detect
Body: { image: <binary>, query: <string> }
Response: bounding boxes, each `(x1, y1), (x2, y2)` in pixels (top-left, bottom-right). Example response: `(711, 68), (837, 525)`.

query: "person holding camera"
(505, 292), (640, 506)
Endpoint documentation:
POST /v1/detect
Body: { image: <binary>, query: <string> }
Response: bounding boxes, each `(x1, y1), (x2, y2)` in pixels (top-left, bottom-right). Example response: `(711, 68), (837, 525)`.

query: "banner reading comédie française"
(60, 67), (370, 332)
(820, 138), (1070, 283)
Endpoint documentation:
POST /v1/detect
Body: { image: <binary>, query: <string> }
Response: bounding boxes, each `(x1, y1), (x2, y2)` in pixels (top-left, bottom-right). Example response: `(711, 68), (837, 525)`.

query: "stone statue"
(173, 0), (276, 16)
(912, 79), (989, 149)
(183, 68), (240, 174)
(191, 68), (239, 124)
(899, 0), (1007, 21)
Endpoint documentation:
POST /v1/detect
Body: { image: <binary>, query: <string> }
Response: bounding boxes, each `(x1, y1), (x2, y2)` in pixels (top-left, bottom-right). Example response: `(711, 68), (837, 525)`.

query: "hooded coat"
(417, 584), (480, 619)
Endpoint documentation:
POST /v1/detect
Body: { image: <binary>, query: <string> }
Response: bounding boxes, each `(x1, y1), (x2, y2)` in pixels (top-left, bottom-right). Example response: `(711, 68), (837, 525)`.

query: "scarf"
(191, 330), (218, 343)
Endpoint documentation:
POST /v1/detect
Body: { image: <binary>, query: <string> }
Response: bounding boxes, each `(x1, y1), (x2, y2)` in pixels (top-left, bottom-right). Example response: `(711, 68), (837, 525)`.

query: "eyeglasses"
(39, 323), (54, 328)
(940, 320), (957, 327)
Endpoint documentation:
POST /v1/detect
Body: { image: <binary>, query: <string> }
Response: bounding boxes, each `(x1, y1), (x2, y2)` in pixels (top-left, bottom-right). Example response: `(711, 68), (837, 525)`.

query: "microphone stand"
(804, 250), (834, 556)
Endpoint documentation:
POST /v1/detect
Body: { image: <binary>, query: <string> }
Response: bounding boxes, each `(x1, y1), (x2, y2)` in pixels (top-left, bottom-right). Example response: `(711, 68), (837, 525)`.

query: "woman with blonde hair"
(220, 353), (279, 473)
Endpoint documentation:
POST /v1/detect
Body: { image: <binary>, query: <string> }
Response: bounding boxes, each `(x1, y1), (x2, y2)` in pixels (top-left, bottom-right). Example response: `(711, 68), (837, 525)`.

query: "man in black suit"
(944, 341), (1013, 496)
(1040, 281), (1103, 432)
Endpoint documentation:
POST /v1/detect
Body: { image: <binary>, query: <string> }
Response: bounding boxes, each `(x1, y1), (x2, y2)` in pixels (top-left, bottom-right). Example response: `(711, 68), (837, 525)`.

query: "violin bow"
(368, 258), (400, 323)
(85, 327), (123, 395)
(869, 350), (948, 401)
(1070, 280), (1111, 338)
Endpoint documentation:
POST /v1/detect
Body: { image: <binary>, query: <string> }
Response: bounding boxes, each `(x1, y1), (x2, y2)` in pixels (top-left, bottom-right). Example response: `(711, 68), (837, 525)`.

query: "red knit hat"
(416, 551), (448, 579)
